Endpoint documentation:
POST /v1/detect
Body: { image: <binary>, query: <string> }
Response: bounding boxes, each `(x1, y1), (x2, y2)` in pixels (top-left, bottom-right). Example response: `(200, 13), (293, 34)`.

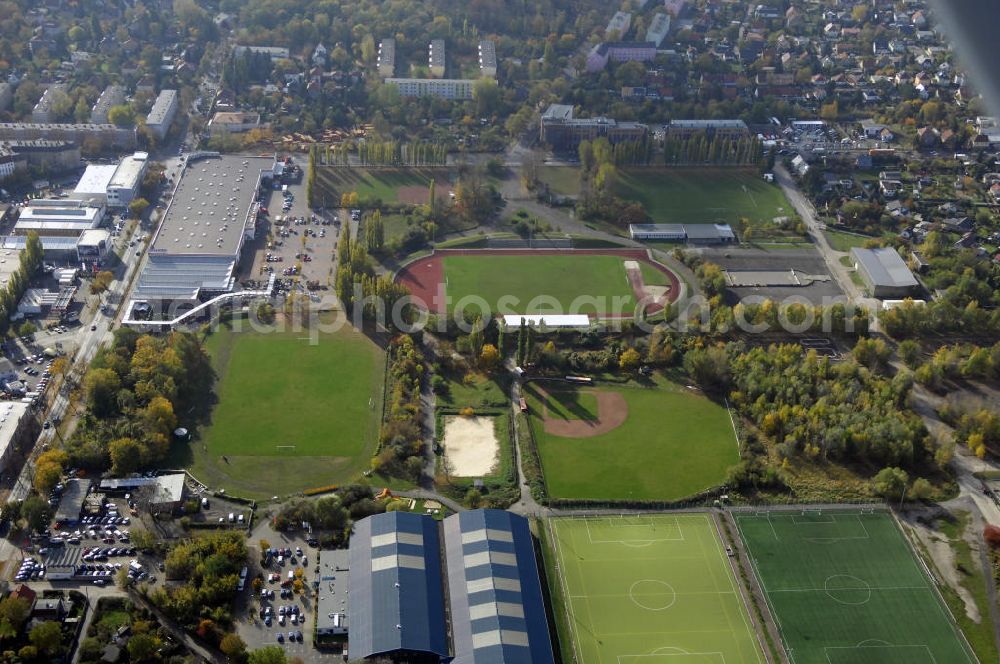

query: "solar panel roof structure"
(444, 510), (554, 664)
(348, 511), (449, 660)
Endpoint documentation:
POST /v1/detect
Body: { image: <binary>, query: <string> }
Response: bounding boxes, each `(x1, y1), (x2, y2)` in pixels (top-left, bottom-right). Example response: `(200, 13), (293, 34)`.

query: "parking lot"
(238, 174), (342, 306)
(702, 245), (845, 305)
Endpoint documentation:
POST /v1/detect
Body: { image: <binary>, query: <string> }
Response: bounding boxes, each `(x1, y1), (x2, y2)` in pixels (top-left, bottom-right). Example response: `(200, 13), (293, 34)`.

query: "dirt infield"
(442, 415), (499, 476)
(395, 248), (681, 316)
(541, 388), (628, 438)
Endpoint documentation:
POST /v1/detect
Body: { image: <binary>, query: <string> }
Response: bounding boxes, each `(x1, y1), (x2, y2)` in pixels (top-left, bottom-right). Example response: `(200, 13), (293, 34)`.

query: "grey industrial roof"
(669, 119), (748, 129)
(149, 154), (273, 258)
(444, 510), (554, 664)
(541, 104), (574, 121)
(478, 40), (497, 69)
(348, 512), (448, 660)
(0, 401), (29, 466)
(54, 479), (92, 523)
(132, 254), (237, 301)
(685, 223), (737, 240)
(316, 548), (350, 633)
(851, 247), (918, 288)
(429, 39), (446, 69)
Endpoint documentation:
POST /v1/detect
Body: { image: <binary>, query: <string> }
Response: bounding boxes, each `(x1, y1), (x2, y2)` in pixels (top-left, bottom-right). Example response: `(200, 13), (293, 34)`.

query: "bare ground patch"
(539, 387), (629, 438)
(398, 180), (452, 205)
(443, 415), (499, 477)
(624, 260), (671, 310)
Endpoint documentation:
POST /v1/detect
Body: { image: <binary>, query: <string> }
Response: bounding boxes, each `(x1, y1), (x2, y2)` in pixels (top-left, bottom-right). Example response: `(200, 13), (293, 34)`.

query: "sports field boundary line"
(823, 643), (937, 664)
(710, 512), (768, 664)
(617, 652), (726, 663)
(723, 397), (742, 457)
(548, 518), (583, 664)
(731, 512), (793, 664)
(890, 512), (980, 664)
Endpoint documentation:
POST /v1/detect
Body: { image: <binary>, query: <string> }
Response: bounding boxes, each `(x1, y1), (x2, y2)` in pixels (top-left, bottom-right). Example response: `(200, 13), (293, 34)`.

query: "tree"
(109, 438), (142, 475)
(16, 322), (36, 338)
(479, 344), (500, 371)
(21, 496), (51, 533)
(126, 632), (159, 662)
(220, 633), (247, 662)
(873, 467), (909, 500)
(33, 462), (62, 495)
(464, 488), (483, 508)
(909, 477), (934, 501)
(0, 598), (30, 632)
(107, 105), (136, 128)
(619, 348), (641, 372)
(84, 367), (122, 418)
(683, 346), (730, 392)
(248, 646), (288, 664)
(313, 497), (348, 532)
(28, 621), (62, 656)
(90, 270), (114, 294)
(129, 198), (150, 219)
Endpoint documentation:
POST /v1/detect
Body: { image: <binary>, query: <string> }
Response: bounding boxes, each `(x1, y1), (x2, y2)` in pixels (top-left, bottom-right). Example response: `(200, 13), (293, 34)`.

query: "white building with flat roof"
(106, 152), (148, 208)
(478, 40), (497, 78)
(72, 164), (117, 205)
(607, 11), (632, 39)
(646, 13), (672, 46)
(385, 78), (473, 100)
(0, 401), (33, 475)
(146, 90), (178, 140)
(90, 85), (127, 124)
(378, 39), (396, 77)
(15, 199), (105, 237)
(132, 154), (276, 304)
(429, 39), (446, 78)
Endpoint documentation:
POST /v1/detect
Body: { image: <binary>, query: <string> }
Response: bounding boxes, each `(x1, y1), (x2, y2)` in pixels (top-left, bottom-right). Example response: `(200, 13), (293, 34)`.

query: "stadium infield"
(545, 514), (765, 664)
(734, 509), (975, 664)
(395, 248), (680, 316)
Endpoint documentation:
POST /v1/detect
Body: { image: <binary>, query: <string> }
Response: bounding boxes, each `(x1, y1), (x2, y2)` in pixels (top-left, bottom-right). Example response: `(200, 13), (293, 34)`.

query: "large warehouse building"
(349, 511), (450, 661)
(850, 247), (918, 298)
(130, 153), (276, 308)
(348, 510), (554, 663)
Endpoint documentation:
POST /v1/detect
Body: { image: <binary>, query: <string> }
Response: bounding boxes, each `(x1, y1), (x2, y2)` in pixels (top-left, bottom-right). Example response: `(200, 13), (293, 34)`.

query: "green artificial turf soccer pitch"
(616, 169), (793, 226)
(544, 514), (764, 664)
(441, 254), (636, 315)
(524, 380), (739, 501)
(734, 510), (975, 664)
(187, 321), (383, 496)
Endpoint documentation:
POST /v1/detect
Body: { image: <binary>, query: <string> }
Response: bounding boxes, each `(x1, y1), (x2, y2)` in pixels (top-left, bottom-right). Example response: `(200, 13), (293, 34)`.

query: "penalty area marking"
(618, 651), (726, 663)
(585, 516), (685, 546)
(823, 643), (939, 664)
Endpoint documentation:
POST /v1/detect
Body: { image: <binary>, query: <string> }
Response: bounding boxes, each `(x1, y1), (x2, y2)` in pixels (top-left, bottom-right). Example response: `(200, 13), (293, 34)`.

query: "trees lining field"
(182, 317), (384, 498)
(616, 169), (794, 226)
(523, 379), (738, 502)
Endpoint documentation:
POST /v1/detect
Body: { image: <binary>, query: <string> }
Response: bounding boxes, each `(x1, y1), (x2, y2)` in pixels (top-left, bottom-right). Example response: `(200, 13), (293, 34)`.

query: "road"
(772, 164), (877, 311)
(0, 223), (146, 566)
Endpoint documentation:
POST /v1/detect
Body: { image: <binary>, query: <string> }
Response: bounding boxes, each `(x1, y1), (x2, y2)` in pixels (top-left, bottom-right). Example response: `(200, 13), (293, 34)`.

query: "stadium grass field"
(442, 254), (636, 315)
(544, 514), (764, 664)
(734, 509), (975, 664)
(182, 318), (384, 497)
(616, 169), (793, 226)
(524, 378), (739, 501)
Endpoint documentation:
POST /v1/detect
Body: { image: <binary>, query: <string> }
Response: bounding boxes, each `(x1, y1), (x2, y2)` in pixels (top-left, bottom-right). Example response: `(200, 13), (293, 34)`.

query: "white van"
(228, 512), (235, 523)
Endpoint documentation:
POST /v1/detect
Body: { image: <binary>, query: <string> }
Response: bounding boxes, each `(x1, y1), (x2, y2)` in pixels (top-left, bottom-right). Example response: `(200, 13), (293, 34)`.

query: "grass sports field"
(314, 167), (452, 205)
(617, 170), (793, 226)
(443, 254), (636, 314)
(182, 319), (384, 497)
(523, 378), (739, 501)
(734, 509), (975, 664)
(545, 514), (764, 664)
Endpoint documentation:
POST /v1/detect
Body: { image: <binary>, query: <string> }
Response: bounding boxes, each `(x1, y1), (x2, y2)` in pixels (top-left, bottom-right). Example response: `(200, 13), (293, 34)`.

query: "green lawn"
(442, 254), (636, 315)
(825, 229), (874, 252)
(537, 166), (582, 196)
(437, 372), (508, 410)
(314, 167), (452, 206)
(182, 318), (384, 498)
(639, 261), (671, 286)
(524, 378), (739, 501)
(545, 514), (764, 664)
(734, 510), (976, 664)
(617, 169), (793, 226)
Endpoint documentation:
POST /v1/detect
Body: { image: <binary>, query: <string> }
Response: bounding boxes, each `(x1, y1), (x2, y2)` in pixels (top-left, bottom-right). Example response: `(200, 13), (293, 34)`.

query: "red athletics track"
(394, 248), (682, 316)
